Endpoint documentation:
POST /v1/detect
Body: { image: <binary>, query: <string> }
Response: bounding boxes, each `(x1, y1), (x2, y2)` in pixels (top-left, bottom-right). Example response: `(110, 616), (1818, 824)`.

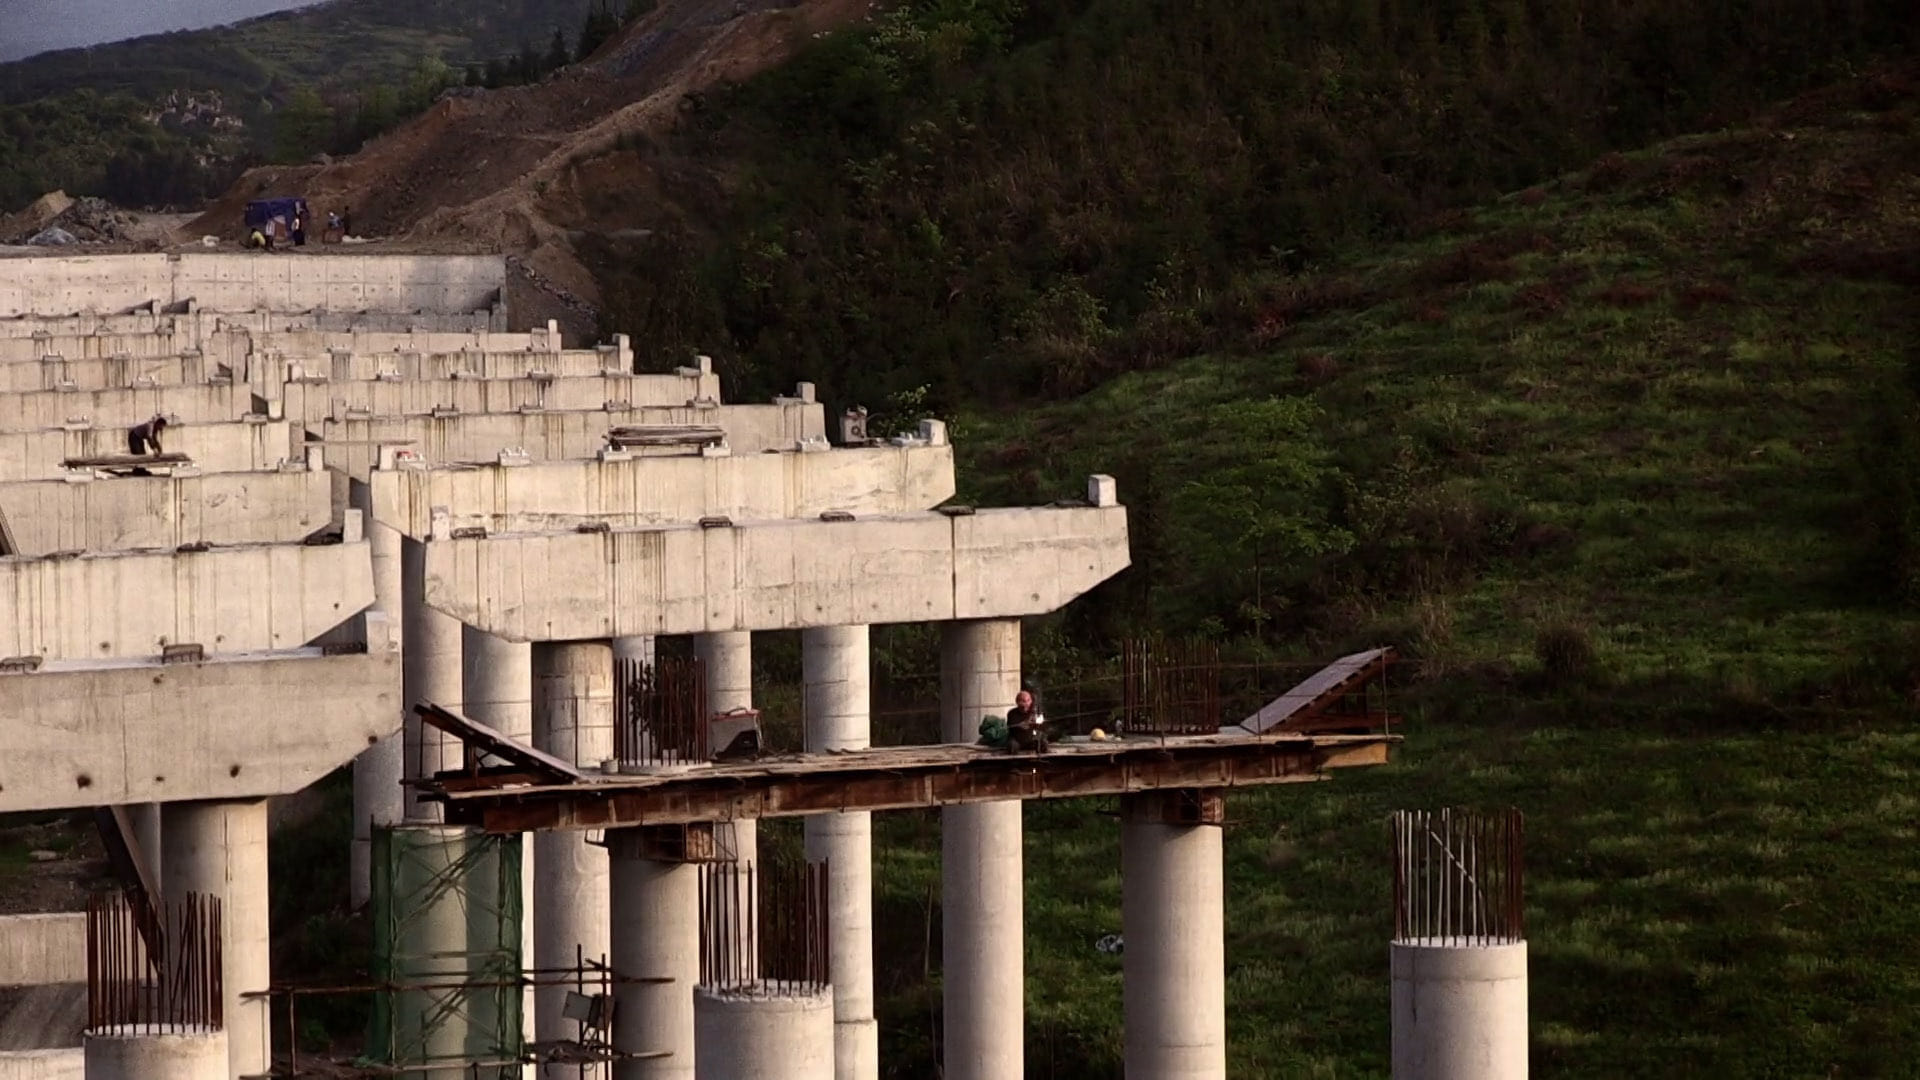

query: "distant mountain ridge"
(0, 0), (319, 64)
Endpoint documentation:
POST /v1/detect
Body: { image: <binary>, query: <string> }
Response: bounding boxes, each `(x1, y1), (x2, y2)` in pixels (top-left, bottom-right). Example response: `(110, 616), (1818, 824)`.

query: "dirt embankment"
(192, 0), (874, 334)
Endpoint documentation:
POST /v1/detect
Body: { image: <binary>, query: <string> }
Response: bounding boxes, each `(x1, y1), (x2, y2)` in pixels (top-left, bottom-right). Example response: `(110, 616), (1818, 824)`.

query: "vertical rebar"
(1390, 809), (1523, 946)
(616, 656), (709, 766)
(87, 890), (223, 1034)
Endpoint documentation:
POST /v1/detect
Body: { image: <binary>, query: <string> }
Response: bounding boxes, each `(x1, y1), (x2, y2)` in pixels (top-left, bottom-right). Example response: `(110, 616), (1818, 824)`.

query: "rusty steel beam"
(431, 735), (1392, 833)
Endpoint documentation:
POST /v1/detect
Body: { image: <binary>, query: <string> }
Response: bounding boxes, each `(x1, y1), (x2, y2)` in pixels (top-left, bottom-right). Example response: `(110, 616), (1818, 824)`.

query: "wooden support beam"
(428, 734), (1393, 833)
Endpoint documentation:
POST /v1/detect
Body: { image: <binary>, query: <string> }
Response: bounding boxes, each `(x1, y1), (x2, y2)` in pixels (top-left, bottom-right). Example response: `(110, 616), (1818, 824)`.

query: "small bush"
(1535, 622), (1598, 686)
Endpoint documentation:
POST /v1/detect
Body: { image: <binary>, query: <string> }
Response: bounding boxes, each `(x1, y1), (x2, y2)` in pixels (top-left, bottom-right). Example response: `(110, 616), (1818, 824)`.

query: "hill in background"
(0, 0), (608, 212)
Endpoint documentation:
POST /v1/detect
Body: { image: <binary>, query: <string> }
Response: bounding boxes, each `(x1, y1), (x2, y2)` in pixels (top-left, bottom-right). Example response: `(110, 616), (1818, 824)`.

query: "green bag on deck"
(977, 715), (1009, 748)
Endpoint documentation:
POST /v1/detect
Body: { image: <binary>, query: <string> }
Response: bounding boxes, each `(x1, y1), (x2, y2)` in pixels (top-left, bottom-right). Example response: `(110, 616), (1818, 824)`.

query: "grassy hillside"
(839, 82), (1920, 1077)
(579, 3), (1920, 1073)
(857, 63), (1920, 1077)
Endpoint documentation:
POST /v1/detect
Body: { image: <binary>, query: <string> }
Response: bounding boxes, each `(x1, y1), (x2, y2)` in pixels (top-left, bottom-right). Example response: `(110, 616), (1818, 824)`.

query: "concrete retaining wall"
(0, 254), (506, 320)
(0, 307), (504, 342)
(0, 914), (85, 986)
(0, 419), (294, 482)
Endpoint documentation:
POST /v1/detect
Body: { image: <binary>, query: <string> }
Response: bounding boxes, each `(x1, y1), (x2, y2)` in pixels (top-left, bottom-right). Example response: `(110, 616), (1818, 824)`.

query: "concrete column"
(84, 1027), (227, 1080)
(1391, 942), (1529, 1080)
(692, 632), (755, 975)
(462, 626), (535, 1071)
(389, 825), (478, 1077)
(801, 626), (876, 1080)
(533, 641), (614, 1078)
(128, 804), (162, 888)
(938, 619), (1023, 1080)
(614, 636), (656, 666)
(693, 989), (834, 1080)
(352, 488), (406, 906)
(162, 800), (269, 1080)
(609, 829), (699, 1080)
(1121, 791), (1226, 1080)
(401, 536), (460, 822)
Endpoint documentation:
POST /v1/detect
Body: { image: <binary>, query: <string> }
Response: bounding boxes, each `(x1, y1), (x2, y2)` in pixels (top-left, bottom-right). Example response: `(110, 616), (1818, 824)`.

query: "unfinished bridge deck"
(415, 703), (1394, 833)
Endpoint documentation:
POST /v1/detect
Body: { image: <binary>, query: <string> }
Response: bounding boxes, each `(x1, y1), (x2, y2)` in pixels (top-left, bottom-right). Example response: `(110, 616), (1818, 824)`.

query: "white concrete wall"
(0, 309), (500, 340)
(0, 645), (399, 812)
(283, 347), (635, 384)
(0, 470), (331, 554)
(318, 403), (828, 478)
(279, 373), (706, 425)
(369, 444), (956, 538)
(0, 539), (373, 658)
(0, 1048), (84, 1080)
(0, 254), (505, 319)
(0, 352), (218, 393)
(424, 505), (1131, 639)
(0, 419), (294, 481)
(0, 913), (86, 985)
(0, 331), (203, 364)
(0, 380), (255, 433)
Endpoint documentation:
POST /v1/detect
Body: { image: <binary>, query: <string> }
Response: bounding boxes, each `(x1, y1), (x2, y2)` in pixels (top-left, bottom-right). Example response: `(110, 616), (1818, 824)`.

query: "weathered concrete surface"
(0, 418), (294, 482)
(0, 253), (505, 319)
(0, 352), (221, 392)
(0, 308), (500, 341)
(0, 540), (373, 658)
(369, 444), (955, 538)
(279, 373), (705, 425)
(0, 470), (330, 554)
(0, 1047), (83, 1079)
(0, 380), (255, 433)
(0, 914), (85, 986)
(424, 505), (1130, 640)
(317, 403), (828, 478)
(0, 644), (399, 812)
(0, 983), (85, 1052)
(1391, 941), (1529, 1080)
(84, 1027), (228, 1080)
(278, 344), (642, 384)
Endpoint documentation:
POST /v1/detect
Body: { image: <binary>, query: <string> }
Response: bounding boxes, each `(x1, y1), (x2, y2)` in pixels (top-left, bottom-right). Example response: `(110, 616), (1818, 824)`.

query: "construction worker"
(127, 414), (167, 456)
(1005, 688), (1049, 753)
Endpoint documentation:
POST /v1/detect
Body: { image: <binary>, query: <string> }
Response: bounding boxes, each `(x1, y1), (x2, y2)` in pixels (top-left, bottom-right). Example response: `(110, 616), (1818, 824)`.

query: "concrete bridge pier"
(938, 619), (1024, 1080)
(463, 626), (535, 1067)
(84, 1026), (228, 1080)
(161, 799), (269, 1080)
(402, 536), (461, 823)
(801, 625), (877, 1080)
(532, 640), (614, 1078)
(693, 631), (756, 974)
(609, 827), (700, 1080)
(1121, 790), (1226, 1080)
(352, 492), (406, 906)
(693, 988), (834, 1080)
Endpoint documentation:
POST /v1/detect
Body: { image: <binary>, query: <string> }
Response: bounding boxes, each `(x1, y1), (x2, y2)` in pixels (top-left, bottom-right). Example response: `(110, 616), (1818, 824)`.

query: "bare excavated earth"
(190, 0), (875, 336)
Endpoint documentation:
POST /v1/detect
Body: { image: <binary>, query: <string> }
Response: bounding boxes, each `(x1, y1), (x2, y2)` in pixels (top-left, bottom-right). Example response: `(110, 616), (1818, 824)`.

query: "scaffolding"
(368, 824), (523, 1079)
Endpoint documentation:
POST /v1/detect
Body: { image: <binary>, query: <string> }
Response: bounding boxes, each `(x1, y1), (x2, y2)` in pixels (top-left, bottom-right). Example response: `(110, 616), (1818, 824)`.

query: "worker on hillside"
(127, 414), (167, 457)
(1006, 688), (1050, 753)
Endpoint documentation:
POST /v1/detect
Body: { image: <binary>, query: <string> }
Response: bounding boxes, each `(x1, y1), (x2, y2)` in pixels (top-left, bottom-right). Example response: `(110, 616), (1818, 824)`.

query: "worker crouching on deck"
(127, 414), (167, 456)
(1006, 688), (1050, 753)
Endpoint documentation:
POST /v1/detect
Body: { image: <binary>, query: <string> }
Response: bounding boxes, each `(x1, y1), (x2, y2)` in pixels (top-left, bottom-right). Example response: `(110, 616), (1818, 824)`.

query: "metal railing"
(1392, 808), (1524, 946)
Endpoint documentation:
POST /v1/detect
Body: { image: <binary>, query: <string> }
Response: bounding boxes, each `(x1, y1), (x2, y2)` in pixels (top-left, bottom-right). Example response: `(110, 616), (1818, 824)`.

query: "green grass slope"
(856, 74), (1920, 1079)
